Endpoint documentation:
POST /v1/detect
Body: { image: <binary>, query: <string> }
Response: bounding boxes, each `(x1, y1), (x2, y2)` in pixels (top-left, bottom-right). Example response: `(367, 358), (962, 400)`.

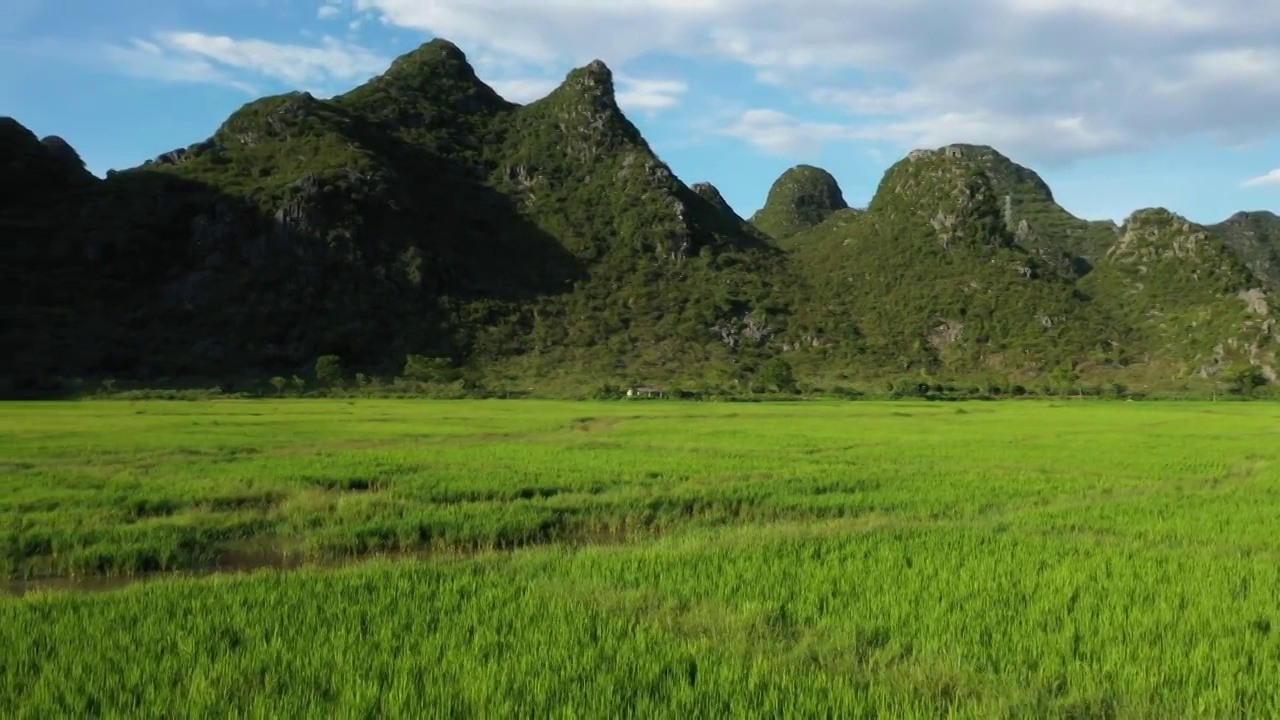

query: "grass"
(3, 399), (1280, 716)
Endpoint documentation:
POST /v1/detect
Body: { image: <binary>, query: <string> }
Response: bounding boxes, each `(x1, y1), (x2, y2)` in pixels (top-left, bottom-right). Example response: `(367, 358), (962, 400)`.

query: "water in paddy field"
(4, 546), (315, 596)
(3, 533), (639, 596)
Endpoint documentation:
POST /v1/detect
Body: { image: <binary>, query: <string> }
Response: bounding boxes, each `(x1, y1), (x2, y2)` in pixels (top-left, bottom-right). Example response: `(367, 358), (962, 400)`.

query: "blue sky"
(3, 0), (1278, 225)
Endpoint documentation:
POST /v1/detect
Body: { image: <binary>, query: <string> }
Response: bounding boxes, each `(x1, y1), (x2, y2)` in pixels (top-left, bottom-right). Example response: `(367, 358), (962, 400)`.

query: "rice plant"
(3, 399), (1280, 716)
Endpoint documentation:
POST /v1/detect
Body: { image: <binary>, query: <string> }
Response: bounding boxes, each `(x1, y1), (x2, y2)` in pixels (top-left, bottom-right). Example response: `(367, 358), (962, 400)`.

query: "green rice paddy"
(3, 399), (1279, 717)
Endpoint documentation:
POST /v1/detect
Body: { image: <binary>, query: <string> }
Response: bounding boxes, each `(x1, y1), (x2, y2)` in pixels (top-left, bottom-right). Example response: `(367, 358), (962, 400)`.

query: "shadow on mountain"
(321, 100), (586, 301)
(677, 185), (778, 254)
(4, 110), (585, 395)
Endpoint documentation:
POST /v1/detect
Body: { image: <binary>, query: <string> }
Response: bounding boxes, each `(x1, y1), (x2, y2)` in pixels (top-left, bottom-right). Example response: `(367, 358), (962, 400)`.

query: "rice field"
(3, 399), (1280, 717)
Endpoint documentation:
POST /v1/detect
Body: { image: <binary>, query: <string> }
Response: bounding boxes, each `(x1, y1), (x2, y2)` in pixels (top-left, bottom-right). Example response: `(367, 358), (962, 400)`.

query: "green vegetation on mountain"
(785, 147), (1100, 377)
(913, 145), (1119, 272)
(1211, 211), (1280, 288)
(749, 164), (850, 244)
(1081, 208), (1276, 381)
(479, 60), (785, 380)
(3, 39), (1276, 396)
(5, 41), (785, 393)
(690, 182), (738, 220)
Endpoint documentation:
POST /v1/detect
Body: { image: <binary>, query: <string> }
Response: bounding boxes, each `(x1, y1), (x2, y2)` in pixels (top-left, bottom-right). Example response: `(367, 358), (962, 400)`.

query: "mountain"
(4, 40), (785, 392)
(3, 38), (1276, 396)
(783, 145), (1099, 376)
(691, 182), (742, 222)
(691, 182), (774, 244)
(783, 147), (1277, 382)
(3, 118), (104, 388)
(749, 165), (850, 244)
(1082, 208), (1278, 379)
(1211, 211), (1280, 288)
(901, 144), (1119, 275)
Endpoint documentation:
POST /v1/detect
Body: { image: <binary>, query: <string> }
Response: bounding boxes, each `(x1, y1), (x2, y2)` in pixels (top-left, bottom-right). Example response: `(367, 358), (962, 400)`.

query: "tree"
(889, 377), (927, 398)
(403, 354), (455, 383)
(1225, 363), (1266, 397)
(592, 383), (624, 400)
(314, 355), (344, 387)
(758, 357), (797, 393)
(269, 376), (287, 395)
(1050, 365), (1083, 398)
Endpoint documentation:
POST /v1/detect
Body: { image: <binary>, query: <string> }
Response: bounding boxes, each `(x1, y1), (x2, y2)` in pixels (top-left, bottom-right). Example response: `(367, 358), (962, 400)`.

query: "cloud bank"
(349, 0), (1280, 163)
(104, 31), (388, 94)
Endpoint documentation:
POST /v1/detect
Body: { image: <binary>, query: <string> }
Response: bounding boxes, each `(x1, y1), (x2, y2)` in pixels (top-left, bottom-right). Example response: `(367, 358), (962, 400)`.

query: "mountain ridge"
(3, 38), (1276, 396)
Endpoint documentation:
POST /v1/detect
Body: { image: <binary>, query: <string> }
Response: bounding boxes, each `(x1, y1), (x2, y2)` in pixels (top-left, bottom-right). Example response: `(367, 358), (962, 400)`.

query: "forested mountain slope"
(3, 39), (1274, 395)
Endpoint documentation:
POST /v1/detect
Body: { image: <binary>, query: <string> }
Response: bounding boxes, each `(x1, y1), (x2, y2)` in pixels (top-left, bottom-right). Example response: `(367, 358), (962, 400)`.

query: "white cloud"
(318, 5), (342, 20)
(103, 32), (388, 93)
(157, 32), (386, 85)
(1243, 169), (1280, 187)
(351, 0), (723, 65)
(101, 38), (257, 93)
(858, 111), (1135, 161)
(489, 77), (559, 103)
(350, 0), (1280, 164)
(720, 109), (857, 155)
(716, 106), (1129, 159)
(488, 73), (686, 112)
(616, 76), (687, 112)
